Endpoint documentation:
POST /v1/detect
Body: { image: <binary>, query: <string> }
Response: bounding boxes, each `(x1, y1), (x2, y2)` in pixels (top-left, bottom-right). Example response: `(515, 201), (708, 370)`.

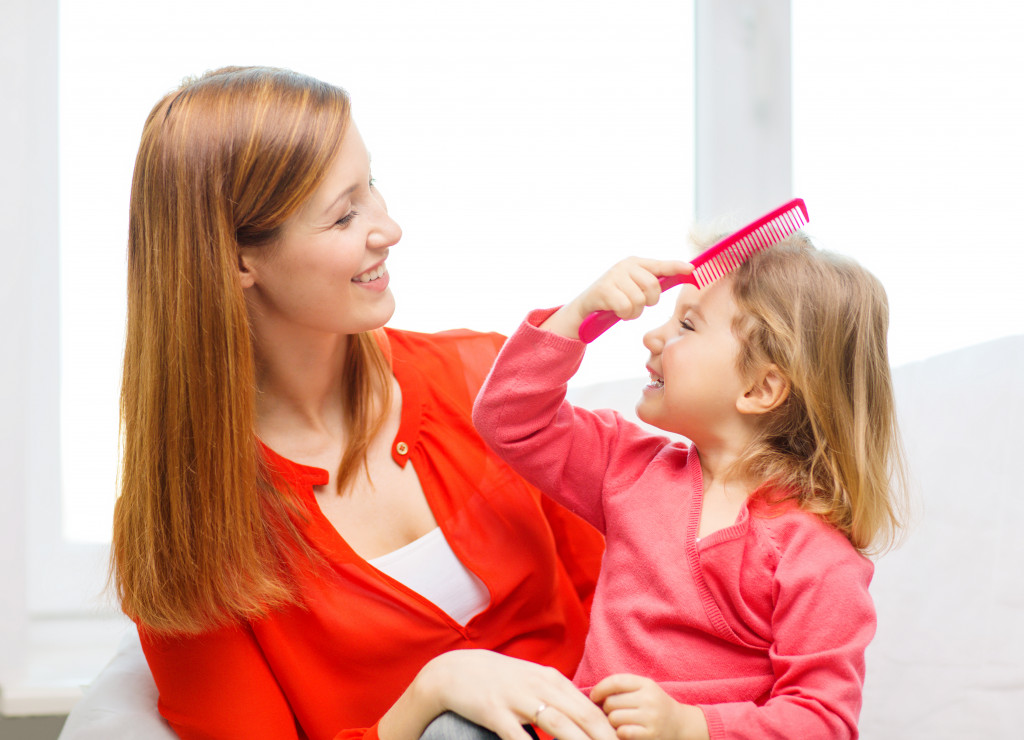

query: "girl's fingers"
(603, 707), (644, 730)
(607, 281), (651, 320)
(632, 258), (694, 279)
(590, 674), (644, 704)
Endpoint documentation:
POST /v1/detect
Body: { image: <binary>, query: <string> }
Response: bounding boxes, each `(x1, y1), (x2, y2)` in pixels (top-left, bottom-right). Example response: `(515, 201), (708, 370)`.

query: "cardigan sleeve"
(699, 518), (876, 740)
(429, 322), (605, 613)
(473, 309), (672, 533)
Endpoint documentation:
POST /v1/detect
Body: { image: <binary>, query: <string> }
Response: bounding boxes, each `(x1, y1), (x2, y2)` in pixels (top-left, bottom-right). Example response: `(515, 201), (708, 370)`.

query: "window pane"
(792, 1), (1024, 368)
(60, 0), (695, 542)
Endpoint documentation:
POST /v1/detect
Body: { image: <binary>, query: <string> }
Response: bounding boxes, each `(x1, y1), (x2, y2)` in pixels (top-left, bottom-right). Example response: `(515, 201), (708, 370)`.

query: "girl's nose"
(643, 325), (665, 355)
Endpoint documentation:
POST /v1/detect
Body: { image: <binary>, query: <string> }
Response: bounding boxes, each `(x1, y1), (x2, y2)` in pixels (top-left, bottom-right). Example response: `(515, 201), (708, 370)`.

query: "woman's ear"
(737, 364), (790, 416)
(237, 249), (257, 289)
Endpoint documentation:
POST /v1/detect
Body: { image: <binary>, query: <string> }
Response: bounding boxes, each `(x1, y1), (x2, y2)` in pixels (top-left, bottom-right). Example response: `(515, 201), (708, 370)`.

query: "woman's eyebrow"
(321, 182), (361, 218)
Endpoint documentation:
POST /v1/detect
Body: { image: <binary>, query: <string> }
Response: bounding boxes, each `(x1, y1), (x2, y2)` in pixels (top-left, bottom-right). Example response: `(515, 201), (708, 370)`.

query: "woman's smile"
(352, 258), (390, 292)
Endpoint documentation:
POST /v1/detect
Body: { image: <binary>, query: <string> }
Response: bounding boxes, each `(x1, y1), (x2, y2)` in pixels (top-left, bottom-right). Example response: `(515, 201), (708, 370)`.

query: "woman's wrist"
(377, 654), (449, 740)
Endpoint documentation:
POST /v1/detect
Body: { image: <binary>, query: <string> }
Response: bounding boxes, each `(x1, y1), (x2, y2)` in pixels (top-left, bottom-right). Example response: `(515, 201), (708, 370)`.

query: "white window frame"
(1, 0), (128, 717)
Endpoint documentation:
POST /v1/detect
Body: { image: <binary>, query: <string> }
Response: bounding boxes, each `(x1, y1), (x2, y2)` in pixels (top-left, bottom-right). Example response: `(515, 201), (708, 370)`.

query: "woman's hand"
(540, 258), (693, 340)
(384, 649), (617, 740)
(590, 674), (709, 740)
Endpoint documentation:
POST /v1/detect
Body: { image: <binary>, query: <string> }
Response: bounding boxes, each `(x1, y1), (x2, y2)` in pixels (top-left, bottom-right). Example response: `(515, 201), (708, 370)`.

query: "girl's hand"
(386, 650), (617, 740)
(540, 258), (693, 340)
(590, 674), (709, 740)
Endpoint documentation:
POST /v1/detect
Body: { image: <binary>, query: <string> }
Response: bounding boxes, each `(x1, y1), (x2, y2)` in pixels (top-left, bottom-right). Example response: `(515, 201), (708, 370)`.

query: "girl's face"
(240, 122), (402, 337)
(637, 277), (750, 442)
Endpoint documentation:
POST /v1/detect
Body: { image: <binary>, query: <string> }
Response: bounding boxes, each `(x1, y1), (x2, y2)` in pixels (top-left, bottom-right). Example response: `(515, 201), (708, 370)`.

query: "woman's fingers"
(526, 677), (617, 740)
(488, 715), (540, 740)
(532, 702), (617, 740)
(424, 651), (616, 740)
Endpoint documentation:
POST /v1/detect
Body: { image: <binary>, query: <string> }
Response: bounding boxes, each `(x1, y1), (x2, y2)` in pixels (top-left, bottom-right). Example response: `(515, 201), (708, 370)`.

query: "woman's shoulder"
(384, 326), (504, 361)
(384, 326), (506, 397)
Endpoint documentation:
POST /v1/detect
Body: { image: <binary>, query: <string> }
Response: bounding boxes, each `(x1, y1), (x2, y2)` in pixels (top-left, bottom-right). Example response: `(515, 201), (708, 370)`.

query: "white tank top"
(369, 527), (490, 626)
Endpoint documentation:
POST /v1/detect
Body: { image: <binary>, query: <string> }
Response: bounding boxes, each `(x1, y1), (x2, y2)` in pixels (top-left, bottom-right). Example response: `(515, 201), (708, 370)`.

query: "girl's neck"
(686, 418), (757, 486)
(687, 419), (763, 528)
(694, 447), (762, 539)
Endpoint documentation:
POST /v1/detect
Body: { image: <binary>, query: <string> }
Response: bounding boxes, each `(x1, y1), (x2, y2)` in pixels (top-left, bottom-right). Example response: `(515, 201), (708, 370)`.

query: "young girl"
(473, 235), (907, 740)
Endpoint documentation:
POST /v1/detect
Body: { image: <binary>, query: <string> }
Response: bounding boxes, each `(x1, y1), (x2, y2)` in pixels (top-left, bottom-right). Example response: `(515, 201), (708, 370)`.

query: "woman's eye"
(335, 211), (358, 227)
(679, 319), (694, 332)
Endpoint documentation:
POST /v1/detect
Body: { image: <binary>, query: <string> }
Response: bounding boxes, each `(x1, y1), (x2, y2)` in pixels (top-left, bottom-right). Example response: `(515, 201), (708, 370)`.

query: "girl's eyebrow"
(676, 300), (706, 321)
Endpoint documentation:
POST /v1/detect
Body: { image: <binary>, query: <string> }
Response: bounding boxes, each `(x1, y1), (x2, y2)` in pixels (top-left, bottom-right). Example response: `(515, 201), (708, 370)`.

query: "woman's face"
(239, 121), (402, 338)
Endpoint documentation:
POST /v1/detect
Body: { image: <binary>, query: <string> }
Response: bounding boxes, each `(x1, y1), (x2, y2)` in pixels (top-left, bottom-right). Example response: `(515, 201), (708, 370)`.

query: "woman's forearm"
(377, 656), (447, 740)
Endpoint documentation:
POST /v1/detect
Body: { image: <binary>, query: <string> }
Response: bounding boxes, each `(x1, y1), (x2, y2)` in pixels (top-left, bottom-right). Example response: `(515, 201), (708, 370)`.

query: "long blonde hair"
(114, 67), (392, 634)
(728, 235), (908, 554)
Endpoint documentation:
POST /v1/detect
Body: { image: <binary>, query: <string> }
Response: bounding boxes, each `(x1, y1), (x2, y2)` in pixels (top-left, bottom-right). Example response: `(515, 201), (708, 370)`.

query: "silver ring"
(533, 702), (548, 725)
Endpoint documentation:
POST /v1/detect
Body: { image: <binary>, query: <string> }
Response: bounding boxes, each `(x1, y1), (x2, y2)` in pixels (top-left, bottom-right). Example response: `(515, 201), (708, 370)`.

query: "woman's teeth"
(353, 264), (387, 283)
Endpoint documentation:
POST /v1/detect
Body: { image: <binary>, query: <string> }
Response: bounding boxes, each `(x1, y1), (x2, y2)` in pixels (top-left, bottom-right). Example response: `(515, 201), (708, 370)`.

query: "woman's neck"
(251, 322), (352, 439)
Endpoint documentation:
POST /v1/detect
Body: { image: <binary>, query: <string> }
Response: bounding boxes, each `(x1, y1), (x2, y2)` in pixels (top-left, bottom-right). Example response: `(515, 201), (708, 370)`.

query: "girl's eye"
(335, 211), (358, 227)
(368, 176), (377, 189)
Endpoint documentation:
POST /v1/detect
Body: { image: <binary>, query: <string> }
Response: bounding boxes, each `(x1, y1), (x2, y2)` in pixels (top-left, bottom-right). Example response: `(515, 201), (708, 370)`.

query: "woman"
(112, 66), (612, 740)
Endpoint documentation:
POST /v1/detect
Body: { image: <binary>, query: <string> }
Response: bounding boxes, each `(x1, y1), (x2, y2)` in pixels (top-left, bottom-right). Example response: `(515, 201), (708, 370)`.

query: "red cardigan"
(138, 328), (605, 740)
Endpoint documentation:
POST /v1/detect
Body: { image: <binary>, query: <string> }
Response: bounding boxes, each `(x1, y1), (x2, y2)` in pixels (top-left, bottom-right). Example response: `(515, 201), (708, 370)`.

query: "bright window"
(58, 1), (695, 552)
(792, 0), (1024, 368)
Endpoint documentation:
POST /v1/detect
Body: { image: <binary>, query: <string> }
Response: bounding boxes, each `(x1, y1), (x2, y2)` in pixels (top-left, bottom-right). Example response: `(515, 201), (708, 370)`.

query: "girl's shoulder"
(748, 496), (870, 572)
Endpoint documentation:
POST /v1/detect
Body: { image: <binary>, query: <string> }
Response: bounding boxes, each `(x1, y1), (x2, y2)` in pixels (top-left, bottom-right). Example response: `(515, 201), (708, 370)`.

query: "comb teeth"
(691, 204), (808, 289)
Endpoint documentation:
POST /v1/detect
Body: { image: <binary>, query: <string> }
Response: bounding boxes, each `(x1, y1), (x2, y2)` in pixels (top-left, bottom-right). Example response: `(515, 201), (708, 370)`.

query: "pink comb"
(577, 198), (809, 343)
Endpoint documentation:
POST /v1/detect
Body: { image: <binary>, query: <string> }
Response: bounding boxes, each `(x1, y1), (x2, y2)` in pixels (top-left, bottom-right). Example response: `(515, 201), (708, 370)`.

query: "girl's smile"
(636, 278), (750, 443)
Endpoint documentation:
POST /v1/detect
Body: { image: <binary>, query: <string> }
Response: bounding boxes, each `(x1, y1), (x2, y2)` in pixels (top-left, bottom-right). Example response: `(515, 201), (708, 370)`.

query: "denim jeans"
(420, 711), (540, 740)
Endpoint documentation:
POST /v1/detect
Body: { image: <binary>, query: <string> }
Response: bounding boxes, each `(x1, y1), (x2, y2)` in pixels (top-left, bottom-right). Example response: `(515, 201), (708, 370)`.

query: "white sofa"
(59, 335), (1024, 739)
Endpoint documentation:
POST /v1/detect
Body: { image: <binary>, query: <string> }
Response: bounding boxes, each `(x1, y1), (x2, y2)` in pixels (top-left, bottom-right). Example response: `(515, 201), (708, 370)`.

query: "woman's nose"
(368, 193), (402, 250)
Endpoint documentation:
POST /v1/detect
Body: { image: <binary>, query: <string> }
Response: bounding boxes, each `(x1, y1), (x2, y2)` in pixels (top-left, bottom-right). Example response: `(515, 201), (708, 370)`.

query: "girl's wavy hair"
(719, 233), (908, 554)
(113, 67), (392, 634)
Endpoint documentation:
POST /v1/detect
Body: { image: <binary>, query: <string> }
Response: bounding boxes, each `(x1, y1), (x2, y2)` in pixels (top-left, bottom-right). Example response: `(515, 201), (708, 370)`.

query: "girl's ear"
(737, 364), (790, 416)
(237, 249), (257, 289)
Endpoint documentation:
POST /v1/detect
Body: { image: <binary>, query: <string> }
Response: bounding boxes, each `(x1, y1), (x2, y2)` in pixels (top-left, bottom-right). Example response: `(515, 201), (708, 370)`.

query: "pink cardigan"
(473, 310), (876, 740)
